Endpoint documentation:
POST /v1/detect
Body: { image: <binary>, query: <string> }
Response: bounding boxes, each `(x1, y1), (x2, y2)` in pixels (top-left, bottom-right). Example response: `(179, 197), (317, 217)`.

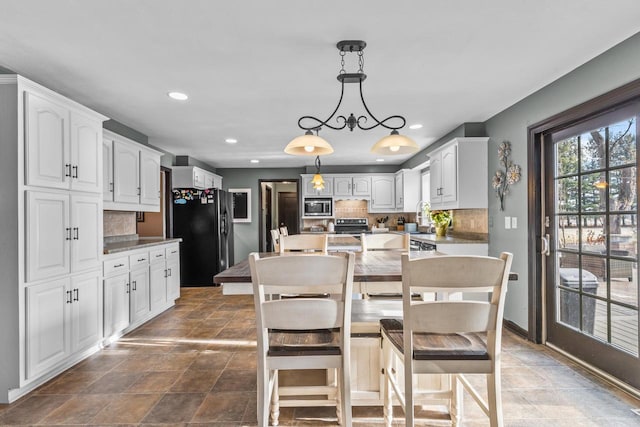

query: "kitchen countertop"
(403, 233), (488, 245)
(103, 237), (182, 254)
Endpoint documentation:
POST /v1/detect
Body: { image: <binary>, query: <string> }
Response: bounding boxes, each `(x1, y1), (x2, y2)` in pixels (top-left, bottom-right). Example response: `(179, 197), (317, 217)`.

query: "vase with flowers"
(430, 210), (452, 237)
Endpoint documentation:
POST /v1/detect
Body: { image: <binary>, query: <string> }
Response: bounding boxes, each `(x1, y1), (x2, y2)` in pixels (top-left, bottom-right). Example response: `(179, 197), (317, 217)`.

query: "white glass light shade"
(285, 132), (334, 156)
(370, 130), (419, 155)
(311, 173), (325, 190)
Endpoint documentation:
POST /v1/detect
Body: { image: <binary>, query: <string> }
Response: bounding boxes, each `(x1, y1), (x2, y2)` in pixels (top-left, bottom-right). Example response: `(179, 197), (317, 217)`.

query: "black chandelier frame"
(297, 40), (407, 133)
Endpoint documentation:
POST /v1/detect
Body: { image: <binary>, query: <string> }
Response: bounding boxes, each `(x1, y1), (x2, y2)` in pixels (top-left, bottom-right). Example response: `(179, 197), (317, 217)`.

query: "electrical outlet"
(511, 217), (518, 229)
(505, 216), (511, 229)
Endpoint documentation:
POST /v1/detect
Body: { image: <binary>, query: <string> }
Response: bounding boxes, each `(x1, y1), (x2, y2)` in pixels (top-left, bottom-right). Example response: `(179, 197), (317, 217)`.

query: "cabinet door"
(352, 176), (371, 197)
(130, 267), (150, 323)
(113, 141), (140, 204)
(103, 273), (130, 337)
(25, 278), (71, 379)
(140, 150), (161, 206)
(212, 174), (223, 189)
(370, 175), (395, 211)
(166, 257), (180, 301)
(394, 173), (404, 208)
(26, 191), (70, 282)
(441, 144), (458, 204)
(193, 168), (205, 189)
(25, 92), (70, 190)
(333, 177), (352, 196)
(102, 139), (114, 201)
(70, 112), (102, 193)
(204, 173), (214, 189)
(149, 262), (167, 312)
(70, 272), (102, 352)
(70, 195), (102, 273)
(429, 152), (443, 206)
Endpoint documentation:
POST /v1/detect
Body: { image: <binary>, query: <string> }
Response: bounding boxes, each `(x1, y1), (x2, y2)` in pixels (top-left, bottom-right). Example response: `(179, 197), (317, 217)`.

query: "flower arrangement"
(492, 141), (521, 211)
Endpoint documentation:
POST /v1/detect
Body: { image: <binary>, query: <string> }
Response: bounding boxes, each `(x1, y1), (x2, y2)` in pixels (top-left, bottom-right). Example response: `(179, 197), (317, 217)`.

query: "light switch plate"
(505, 216), (511, 229)
(512, 217), (518, 229)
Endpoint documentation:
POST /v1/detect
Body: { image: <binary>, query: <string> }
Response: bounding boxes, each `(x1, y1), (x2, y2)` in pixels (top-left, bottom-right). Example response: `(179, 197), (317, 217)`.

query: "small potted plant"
(430, 210), (451, 237)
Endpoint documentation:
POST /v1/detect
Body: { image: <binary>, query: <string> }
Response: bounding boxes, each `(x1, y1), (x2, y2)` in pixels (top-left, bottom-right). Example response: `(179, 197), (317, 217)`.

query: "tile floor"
(1, 287), (639, 426)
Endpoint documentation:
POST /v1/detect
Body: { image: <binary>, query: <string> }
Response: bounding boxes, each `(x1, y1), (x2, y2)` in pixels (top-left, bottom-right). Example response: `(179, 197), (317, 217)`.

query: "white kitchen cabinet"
(394, 169), (420, 212)
(25, 270), (102, 381)
(104, 130), (162, 212)
(102, 139), (114, 202)
(25, 278), (71, 380)
(149, 248), (167, 312)
(26, 191), (70, 282)
(369, 175), (395, 212)
(112, 139), (140, 204)
(26, 191), (102, 282)
(70, 271), (102, 353)
(427, 137), (488, 210)
(103, 272), (130, 338)
(172, 166), (222, 190)
(302, 174), (334, 197)
(165, 244), (180, 301)
(25, 92), (103, 193)
(333, 175), (371, 198)
(129, 264), (150, 324)
(140, 148), (161, 206)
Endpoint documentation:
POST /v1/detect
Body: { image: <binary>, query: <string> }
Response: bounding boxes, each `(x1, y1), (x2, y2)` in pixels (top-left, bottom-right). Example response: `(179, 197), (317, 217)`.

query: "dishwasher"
(410, 239), (436, 251)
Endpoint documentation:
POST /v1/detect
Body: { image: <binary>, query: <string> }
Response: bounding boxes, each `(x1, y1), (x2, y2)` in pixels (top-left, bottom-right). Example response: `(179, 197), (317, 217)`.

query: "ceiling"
(1, 1), (640, 169)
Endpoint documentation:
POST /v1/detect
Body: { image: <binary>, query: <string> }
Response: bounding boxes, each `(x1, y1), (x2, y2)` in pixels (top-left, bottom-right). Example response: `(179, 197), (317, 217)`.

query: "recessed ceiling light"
(376, 158), (385, 162)
(225, 138), (238, 144)
(167, 91), (188, 101)
(250, 159), (259, 164)
(409, 124), (423, 130)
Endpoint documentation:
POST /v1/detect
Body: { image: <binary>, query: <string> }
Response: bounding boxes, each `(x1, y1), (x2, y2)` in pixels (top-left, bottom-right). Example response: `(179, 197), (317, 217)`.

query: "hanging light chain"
(358, 50), (364, 73)
(339, 50), (346, 75)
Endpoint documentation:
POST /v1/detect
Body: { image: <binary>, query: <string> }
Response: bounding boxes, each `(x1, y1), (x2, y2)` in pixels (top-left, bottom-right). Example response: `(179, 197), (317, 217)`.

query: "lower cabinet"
(25, 270), (101, 381)
(103, 242), (181, 340)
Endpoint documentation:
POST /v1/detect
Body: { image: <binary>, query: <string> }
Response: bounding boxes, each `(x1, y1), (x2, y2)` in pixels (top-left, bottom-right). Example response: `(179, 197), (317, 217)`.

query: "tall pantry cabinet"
(0, 75), (108, 403)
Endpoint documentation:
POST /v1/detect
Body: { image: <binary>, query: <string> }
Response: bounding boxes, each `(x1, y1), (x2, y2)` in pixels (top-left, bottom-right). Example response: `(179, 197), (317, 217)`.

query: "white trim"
(229, 188), (251, 223)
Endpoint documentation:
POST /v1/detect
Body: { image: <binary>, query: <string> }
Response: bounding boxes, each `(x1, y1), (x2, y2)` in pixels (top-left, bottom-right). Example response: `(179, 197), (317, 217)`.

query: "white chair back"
(361, 233), (409, 253)
(279, 226), (289, 236)
(270, 229), (280, 252)
(279, 233), (328, 254)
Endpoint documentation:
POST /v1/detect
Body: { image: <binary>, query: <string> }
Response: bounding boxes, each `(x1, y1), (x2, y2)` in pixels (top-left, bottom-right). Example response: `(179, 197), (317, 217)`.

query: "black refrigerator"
(172, 188), (234, 286)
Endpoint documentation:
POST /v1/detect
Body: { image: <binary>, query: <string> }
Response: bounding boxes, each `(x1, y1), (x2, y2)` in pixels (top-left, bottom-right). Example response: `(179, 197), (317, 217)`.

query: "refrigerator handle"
(221, 209), (228, 236)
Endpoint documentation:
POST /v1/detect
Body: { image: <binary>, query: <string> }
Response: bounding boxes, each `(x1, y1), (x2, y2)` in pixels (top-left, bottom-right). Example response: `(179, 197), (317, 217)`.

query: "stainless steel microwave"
(303, 197), (333, 217)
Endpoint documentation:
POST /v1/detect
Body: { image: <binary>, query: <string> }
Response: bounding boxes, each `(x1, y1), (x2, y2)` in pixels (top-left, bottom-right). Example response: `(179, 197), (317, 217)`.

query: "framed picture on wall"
(229, 188), (251, 223)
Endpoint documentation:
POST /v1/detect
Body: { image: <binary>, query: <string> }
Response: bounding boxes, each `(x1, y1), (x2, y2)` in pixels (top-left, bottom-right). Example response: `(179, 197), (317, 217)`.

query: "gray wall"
(482, 31), (640, 330)
(216, 168), (305, 263)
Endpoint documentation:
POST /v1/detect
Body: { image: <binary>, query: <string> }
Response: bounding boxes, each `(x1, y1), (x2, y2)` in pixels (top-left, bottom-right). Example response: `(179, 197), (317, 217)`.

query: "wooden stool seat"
(268, 329), (341, 356)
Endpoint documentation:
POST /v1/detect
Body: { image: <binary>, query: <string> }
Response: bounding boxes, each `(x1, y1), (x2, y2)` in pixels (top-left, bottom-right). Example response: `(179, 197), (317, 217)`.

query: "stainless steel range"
(334, 218), (369, 235)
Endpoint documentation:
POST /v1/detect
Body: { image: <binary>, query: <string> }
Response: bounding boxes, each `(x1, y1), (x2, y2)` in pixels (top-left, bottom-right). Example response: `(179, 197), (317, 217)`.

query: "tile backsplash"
(104, 211), (136, 237)
(450, 209), (488, 234)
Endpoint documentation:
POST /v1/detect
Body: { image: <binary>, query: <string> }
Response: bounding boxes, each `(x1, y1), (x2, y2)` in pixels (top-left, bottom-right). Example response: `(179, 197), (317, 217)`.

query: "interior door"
(278, 192), (299, 234)
(544, 105), (639, 389)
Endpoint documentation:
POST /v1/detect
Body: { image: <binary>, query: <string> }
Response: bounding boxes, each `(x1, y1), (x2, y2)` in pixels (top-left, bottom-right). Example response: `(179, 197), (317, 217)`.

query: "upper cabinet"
(172, 166), (222, 190)
(369, 175), (395, 212)
(395, 169), (420, 212)
(333, 175), (371, 198)
(302, 174), (333, 197)
(103, 130), (163, 212)
(25, 92), (103, 194)
(427, 137), (488, 210)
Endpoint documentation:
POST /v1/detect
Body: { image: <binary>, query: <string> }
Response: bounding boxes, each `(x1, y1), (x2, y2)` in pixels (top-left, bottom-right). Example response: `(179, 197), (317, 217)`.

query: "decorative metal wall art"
(491, 141), (521, 211)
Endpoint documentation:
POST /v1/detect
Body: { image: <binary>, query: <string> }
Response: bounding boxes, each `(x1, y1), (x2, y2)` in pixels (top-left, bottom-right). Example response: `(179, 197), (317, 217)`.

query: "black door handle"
(73, 288), (79, 301)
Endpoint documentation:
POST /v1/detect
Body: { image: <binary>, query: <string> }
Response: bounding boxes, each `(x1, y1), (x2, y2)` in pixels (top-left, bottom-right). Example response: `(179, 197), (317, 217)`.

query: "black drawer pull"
(114, 263), (125, 268)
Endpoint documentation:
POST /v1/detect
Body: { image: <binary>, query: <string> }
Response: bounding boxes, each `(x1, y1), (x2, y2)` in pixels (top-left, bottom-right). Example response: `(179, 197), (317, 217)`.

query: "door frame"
(258, 178), (301, 252)
(527, 77), (640, 344)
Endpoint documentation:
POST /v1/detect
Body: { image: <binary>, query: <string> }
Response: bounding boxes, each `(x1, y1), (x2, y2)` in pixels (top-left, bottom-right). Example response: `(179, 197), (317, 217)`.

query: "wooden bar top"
(213, 251), (518, 284)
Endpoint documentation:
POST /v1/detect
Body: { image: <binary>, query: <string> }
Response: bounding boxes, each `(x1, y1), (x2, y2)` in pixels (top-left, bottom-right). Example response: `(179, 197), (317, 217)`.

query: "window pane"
(609, 117), (636, 168)
(609, 166), (637, 212)
(608, 260), (637, 308)
(557, 176), (579, 213)
(587, 296), (608, 342)
(557, 215), (579, 249)
(556, 136), (578, 176)
(581, 255), (606, 281)
(610, 304), (639, 356)
(609, 214), (637, 259)
(581, 130), (605, 172)
(581, 172), (607, 212)
(558, 288), (580, 330)
(581, 215), (606, 253)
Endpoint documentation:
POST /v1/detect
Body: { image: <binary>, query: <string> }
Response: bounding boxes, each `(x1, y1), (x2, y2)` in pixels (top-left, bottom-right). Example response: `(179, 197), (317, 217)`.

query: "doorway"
(529, 81), (640, 392)
(258, 179), (300, 252)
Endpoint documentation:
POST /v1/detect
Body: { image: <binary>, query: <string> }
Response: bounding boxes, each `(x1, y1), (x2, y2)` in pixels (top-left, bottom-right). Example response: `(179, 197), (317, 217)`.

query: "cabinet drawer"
(165, 245), (180, 259)
(150, 248), (165, 263)
(129, 252), (150, 269)
(103, 256), (129, 276)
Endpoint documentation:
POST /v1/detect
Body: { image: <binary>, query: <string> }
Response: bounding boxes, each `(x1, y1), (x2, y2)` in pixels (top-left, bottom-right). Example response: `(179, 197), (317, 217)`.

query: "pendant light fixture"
(311, 155), (325, 190)
(285, 40), (419, 156)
